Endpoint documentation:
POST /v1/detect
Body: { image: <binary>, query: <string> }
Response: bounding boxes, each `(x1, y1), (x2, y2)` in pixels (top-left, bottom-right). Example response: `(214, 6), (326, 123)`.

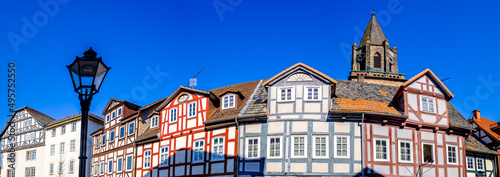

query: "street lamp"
(67, 47), (110, 177)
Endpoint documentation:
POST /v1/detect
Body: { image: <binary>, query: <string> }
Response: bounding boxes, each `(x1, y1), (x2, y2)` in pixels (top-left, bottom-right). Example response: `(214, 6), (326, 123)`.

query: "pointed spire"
(359, 12), (387, 47)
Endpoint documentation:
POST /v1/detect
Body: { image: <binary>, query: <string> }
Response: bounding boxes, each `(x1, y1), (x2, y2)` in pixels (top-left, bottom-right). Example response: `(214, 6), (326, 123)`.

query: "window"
(59, 162), (63, 174)
(292, 135), (306, 158)
(119, 126), (125, 139)
(108, 160), (113, 173)
(7, 169), (15, 177)
(467, 157), (475, 170)
(52, 129), (56, 137)
(61, 125), (66, 134)
(100, 162), (104, 175)
(112, 111), (116, 119)
(117, 158), (123, 172)
(268, 136), (282, 158)
(71, 122), (77, 131)
(70, 140), (76, 152)
(222, 94), (235, 109)
(420, 96), (436, 113)
(447, 144), (457, 165)
(25, 167), (35, 177)
(50, 163), (54, 174)
(374, 53), (381, 71)
(374, 138), (389, 161)
(477, 158), (485, 171)
(188, 102), (197, 118)
(106, 114), (110, 122)
(51, 145), (55, 155)
(126, 155), (133, 171)
(102, 135), (106, 145)
(128, 122), (135, 136)
(313, 136), (328, 158)
(95, 137), (100, 149)
(246, 137), (259, 158)
(398, 140), (412, 163)
(117, 107), (122, 116)
(69, 160), (74, 173)
(305, 87), (321, 100)
(144, 150), (151, 168)
(193, 140), (204, 162)
(334, 135), (349, 158)
(26, 150), (36, 161)
(110, 131), (115, 142)
(212, 137), (224, 161)
(422, 143), (435, 163)
(94, 163), (98, 175)
(60, 142), (65, 154)
(278, 87), (294, 101)
(169, 108), (178, 122)
(160, 146), (169, 166)
(151, 115), (159, 128)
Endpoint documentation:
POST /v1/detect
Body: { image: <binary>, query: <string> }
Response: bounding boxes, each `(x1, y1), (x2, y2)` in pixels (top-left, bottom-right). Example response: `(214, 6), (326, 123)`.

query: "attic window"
(117, 107), (122, 117)
(222, 94), (235, 109)
(420, 96), (436, 113)
(287, 73), (313, 81)
(151, 115), (159, 128)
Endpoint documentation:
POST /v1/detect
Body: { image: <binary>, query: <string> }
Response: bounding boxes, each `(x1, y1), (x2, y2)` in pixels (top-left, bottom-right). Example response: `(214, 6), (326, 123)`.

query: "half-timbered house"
(90, 99), (141, 177)
(468, 110), (500, 176)
(0, 107), (55, 177)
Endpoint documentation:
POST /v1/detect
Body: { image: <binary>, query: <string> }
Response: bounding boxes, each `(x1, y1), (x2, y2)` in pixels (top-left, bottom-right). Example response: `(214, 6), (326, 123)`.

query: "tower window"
(374, 53), (381, 71)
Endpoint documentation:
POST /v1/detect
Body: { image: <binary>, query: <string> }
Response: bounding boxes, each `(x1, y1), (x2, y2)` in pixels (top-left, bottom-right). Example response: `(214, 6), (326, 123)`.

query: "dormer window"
(151, 115), (159, 128)
(187, 102), (197, 118)
(222, 94), (235, 109)
(117, 107), (122, 117)
(169, 108), (178, 123)
(420, 96), (436, 113)
(305, 86), (321, 100)
(278, 87), (294, 102)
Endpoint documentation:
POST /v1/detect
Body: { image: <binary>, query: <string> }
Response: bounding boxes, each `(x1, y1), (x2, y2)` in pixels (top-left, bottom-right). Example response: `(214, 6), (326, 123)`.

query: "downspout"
(235, 117), (240, 177)
(361, 112), (365, 177)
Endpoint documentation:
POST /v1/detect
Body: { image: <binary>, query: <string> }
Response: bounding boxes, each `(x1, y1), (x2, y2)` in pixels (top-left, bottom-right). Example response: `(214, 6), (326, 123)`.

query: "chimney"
(473, 110), (481, 120)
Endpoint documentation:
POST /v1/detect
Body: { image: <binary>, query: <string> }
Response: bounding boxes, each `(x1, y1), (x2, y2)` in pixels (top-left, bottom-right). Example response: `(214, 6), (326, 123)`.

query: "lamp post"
(67, 47), (110, 177)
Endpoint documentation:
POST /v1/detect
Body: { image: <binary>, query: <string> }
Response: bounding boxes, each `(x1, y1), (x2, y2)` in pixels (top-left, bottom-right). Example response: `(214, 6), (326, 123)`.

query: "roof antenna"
(441, 77), (450, 82)
(189, 67), (204, 88)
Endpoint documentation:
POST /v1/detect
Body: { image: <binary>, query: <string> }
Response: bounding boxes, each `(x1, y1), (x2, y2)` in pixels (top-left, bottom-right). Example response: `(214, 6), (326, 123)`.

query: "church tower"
(349, 13), (406, 87)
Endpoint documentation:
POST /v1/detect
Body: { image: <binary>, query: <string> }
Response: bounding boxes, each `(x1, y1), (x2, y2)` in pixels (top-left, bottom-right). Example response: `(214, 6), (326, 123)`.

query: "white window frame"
(222, 94), (236, 109)
(126, 155), (133, 171)
(128, 122), (135, 136)
(69, 160), (74, 173)
(70, 139), (76, 152)
(291, 135), (307, 158)
(373, 138), (390, 162)
(106, 114), (110, 122)
(277, 87), (295, 102)
(94, 163), (98, 176)
(477, 158), (485, 171)
(117, 157), (123, 172)
(107, 160), (113, 174)
(100, 162), (104, 175)
(52, 129), (56, 137)
(117, 107), (122, 117)
(211, 137), (225, 161)
(102, 135), (106, 146)
(49, 163), (54, 174)
(60, 142), (65, 154)
(151, 115), (159, 128)
(398, 140), (413, 163)
(110, 131), (115, 142)
(112, 111), (116, 119)
(334, 135), (350, 158)
(466, 156), (475, 170)
(71, 122), (77, 131)
(169, 108), (178, 123)
(143, 150), (151, 169)
(187, 101), (197, 118)
(304, 86), (322, 101)
(159, 146), (169, 166)
(51, 144), (55, 156)
(119, 126), (125, 139)
(267, 136), (282, 158)
(446, 144), (458, 165)
(420, 95), (436, 113)
(246, 137), (260, 159)
(193, 140), (205, 163)
(421, 142), (435, 164)
(61, 125), (66, 134)
(313, 135), (329, 158)
(59, 162), (64, 174)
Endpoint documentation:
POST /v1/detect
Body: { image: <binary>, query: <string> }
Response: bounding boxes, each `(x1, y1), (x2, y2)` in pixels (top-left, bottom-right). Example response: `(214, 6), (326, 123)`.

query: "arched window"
(374, 53), (381, 71)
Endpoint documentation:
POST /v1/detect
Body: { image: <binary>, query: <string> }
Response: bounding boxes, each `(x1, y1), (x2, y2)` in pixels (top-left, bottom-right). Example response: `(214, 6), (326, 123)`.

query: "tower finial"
(372, 9), (375, 15)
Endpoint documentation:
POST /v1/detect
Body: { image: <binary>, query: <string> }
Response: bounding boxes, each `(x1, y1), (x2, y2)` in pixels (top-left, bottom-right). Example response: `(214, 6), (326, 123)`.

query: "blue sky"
(1, 0), (499, 130)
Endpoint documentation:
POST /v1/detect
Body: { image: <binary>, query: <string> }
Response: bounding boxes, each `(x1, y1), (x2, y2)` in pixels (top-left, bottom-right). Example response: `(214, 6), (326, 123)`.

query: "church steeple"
(348, 13), (406, 87)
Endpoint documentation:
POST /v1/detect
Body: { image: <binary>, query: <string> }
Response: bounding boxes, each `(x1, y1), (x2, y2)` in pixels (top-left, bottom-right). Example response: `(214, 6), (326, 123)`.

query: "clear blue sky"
(1, 0), (499, 131)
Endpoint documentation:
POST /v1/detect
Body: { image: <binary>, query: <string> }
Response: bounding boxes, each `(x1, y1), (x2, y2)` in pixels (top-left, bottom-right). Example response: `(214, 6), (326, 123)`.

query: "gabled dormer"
(393, 69), (453, 128)
(219, 90), (245, 110)
(263, 63), (336, 121)
(156, 86), (218, 137)
(102, 98), (140, 129)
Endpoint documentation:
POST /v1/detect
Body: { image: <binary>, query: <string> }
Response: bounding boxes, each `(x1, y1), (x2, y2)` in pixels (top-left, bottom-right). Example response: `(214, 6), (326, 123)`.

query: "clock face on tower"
(389, 55), (395, 65)
(356, 53), (365, 63)
(178, 94), (189, 102)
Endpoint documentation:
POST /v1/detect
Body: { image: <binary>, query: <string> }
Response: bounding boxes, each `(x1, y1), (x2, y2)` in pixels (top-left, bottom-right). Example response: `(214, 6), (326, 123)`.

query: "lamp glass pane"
(93, 62), (108, 91)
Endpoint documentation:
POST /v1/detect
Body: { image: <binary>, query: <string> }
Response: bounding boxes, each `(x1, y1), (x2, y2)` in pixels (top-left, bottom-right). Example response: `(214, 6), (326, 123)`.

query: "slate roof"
(46, 112), (103, 128)
(466, 136), (497, 155)
(0, 106), (55, 138)
(359, 14), (387, 46)
(448, 102), (474, 131)
(239, 80), (267, 117)
(206, 80), (262, 123)
(135, 126), (161, 143)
